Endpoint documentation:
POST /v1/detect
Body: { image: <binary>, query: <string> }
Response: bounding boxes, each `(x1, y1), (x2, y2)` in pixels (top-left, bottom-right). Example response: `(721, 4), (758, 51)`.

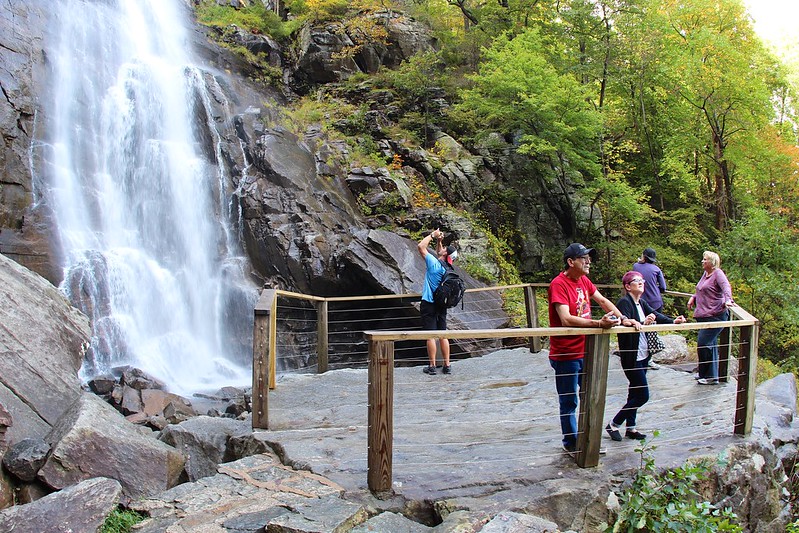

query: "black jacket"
(615, 294), (673, 369)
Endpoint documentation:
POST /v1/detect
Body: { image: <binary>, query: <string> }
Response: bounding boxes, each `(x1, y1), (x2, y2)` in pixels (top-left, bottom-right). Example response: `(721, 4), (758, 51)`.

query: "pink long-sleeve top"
(693, 268), (733, 318)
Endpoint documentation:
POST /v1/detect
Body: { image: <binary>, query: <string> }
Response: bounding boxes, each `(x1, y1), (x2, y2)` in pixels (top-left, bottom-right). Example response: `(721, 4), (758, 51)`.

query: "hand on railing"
(599, 312), (621, 329)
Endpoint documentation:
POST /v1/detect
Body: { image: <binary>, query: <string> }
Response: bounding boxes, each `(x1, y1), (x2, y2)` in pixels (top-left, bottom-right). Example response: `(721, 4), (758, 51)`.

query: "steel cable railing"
(251, 285), (758, 494)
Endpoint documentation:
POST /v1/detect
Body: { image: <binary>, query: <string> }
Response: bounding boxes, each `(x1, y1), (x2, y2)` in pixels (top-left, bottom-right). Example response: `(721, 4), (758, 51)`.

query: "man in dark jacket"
(605, 271), (686, 442)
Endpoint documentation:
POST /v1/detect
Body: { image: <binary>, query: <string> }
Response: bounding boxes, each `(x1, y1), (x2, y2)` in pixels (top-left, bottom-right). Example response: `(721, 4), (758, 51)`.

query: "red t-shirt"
(548, 272), (597, 360)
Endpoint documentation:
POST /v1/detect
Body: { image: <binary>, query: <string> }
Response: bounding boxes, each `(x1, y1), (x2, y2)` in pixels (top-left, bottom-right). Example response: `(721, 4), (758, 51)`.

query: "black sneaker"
(605, 424), (622, 441)
(422, 366), (437, 375)
(442, 365), (451, 374)
(626, 429), (647, 440)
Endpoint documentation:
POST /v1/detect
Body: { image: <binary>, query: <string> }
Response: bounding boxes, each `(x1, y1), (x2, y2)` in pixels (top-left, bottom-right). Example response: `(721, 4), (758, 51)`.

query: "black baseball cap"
(642, 247), (657, 263)
(563, 243), (596, 260)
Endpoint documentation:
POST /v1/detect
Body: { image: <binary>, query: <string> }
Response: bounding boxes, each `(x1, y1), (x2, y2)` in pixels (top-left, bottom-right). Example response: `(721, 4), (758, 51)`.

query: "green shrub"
(100, 509), (145, 533)
(194, 1), (299, 41)
(607, 434), (742, 532)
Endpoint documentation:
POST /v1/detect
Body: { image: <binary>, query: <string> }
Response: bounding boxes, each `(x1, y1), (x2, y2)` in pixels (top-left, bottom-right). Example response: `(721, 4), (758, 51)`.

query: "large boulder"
(0, 477), (122, 533)
(37, 392), (186, 502)
(159, 416), (252, 482)
(291, 12), (435, 93)
(0, 253), (88, 445)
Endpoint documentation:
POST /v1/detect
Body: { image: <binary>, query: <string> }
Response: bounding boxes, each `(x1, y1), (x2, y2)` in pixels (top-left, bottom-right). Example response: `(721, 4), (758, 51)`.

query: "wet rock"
(116, 366), (167, 391)
(2, 437), (50, 482)
(87, 373), (116, 395)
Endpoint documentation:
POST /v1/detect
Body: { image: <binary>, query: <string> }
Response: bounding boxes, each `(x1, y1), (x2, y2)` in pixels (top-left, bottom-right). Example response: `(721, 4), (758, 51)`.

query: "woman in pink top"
(687, 251), (735, 385)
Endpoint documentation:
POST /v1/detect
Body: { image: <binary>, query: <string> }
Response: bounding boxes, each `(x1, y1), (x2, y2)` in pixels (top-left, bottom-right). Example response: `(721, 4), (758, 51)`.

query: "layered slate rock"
(38, 392), (185, 501)
(131, 452), (349, 532)
(159, 416), (253, 482)
(0, 253), (88, 445)
(2, 438), (50, 482)
(0, 477), (121, 533)
(0, 1), (61, 281)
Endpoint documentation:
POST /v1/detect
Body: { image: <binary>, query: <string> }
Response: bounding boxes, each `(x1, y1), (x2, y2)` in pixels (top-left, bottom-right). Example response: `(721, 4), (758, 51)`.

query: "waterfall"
(38, 0), (257, 395)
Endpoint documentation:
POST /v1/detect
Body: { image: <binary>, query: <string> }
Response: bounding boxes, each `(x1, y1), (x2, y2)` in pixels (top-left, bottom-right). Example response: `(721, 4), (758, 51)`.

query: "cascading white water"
(39, 0), (257, 394)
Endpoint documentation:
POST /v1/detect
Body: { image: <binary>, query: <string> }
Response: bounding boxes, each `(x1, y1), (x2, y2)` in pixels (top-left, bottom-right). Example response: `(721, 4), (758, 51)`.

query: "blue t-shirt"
(422, 254), (446, 303)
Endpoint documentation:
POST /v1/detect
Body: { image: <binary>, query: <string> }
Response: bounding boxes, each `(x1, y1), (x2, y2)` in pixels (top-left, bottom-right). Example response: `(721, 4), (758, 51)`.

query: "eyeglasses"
(628, 278), (645, 284)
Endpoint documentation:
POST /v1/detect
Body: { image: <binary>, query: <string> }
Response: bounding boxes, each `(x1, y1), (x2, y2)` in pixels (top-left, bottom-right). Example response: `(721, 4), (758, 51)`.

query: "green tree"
(453, 29), (604, 239)
(637, 0), (776, 230)
(384, 51), (445, 146)
(720, 207), (799, 363)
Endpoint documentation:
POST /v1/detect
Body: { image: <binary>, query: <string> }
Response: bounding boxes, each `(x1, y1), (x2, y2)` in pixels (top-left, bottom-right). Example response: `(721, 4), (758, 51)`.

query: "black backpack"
(433, 263), (465, 309)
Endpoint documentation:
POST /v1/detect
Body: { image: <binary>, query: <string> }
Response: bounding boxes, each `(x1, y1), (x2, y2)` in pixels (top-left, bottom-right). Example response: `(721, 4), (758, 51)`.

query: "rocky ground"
(128, 342), (797, 532)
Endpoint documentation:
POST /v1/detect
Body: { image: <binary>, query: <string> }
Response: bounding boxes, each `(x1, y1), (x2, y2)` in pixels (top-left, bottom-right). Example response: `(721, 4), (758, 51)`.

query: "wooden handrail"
(361, 294), (759, 491)
(273, 282), (622, 303)
(363, 319), (755, 342)
(254, 282), (760, 487)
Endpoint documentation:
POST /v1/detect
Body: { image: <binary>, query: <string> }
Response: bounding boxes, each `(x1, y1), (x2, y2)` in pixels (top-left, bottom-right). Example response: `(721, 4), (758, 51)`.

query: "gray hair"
(703, 251), (720, 268)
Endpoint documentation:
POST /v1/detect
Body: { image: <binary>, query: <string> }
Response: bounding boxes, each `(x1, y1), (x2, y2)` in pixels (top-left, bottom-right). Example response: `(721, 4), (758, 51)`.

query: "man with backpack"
(417, 229), (459, 375)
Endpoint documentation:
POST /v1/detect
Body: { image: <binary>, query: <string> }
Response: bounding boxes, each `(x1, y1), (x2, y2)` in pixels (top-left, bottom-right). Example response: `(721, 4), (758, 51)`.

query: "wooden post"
(367, 337), (394, 494)
(576, 332), (610, 468)
(269, 295), (277, 390)
(524, 285), (542, 353)
(252, 289), (277, 430)
(734, 323), (759, 435)
(317, 299), (329, 374)
(718, 326), (731, 383)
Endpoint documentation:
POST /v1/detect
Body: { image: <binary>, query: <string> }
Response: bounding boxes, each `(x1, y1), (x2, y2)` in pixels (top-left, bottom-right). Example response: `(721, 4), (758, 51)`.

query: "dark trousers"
(612, 358), (649, 428)
(697, 310), (729, 380)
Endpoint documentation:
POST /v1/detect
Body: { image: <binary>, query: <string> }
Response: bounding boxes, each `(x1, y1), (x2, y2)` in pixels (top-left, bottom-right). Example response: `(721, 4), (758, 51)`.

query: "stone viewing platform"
(130, 343), (798, 532)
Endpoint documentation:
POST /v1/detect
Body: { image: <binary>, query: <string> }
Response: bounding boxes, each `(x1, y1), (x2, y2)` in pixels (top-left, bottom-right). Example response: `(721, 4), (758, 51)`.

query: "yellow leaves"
(406, 171), (446, 210)
(390, 154), (403, 170)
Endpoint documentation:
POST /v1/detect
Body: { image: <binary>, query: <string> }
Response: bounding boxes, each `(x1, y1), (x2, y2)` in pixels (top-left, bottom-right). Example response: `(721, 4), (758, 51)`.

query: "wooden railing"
(251, 283), (556, 428)
(363, 302), (759, 492)
(251, 285), (759, 493)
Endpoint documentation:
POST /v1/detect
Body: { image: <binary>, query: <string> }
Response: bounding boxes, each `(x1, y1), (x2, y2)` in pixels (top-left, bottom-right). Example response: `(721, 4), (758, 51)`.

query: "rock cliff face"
(0, 253), (87, 445)
(0, 1), (61, 283)
(0, 1), (513, 371)
(0, 0), (566, 304)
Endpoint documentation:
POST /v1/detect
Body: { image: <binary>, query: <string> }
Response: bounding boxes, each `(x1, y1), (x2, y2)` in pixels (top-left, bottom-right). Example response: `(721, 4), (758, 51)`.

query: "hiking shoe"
(626, 429), (647, 440)
(605, 424), (622, 441)
(442, 365), (451, 374)
(697, 378), (719, 385)
(648, 361), (661, 370)
(422, 366), (437, 375)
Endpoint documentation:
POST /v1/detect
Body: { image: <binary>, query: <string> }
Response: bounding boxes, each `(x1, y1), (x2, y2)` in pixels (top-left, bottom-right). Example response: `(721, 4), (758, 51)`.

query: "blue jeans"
(612, 358), (649, 428)
(550, 358), (583, 447)
(696, 310), (729, 380)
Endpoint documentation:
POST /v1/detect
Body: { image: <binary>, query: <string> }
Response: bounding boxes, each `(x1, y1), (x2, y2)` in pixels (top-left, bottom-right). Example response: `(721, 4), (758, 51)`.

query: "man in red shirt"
(548, 243), (630, 456)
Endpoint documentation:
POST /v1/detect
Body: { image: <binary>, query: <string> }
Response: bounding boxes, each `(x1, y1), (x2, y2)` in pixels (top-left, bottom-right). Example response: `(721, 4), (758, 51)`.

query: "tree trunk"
(712, 131), (730, 230)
